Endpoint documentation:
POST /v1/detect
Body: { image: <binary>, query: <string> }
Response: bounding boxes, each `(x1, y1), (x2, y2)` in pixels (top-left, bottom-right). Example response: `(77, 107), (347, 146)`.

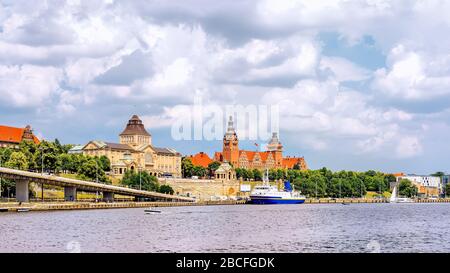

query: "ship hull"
(249, 196), (305, 204)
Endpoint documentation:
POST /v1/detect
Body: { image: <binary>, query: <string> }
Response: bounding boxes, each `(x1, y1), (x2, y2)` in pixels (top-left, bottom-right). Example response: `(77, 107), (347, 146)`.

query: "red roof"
(188, 152), (213, 168)
(259, 152), (270, 161)
(0, 125), (40, 145)
(282, 157), (306, 169)
(239, 150), (272, 162)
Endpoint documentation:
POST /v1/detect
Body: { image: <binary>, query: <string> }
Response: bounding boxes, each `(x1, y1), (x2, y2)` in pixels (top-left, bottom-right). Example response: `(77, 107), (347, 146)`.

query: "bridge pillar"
(64, 186), (77, 202)
(16, 180), (29, 202)
(103, 192), (114, 202)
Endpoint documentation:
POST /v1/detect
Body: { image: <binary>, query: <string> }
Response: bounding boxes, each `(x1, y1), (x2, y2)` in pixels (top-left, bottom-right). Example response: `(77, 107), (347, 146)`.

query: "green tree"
(0, 147), (13, 165)
(192, 166), (207, 178)
(431, 171), (445, 178)
(57, 153), (72, 173)
(158, 184), (174, 194)
(207, 161), (221, 178)
(398, 179), (418, 198)
(77, 158), (110, 184)
(121, 170), (159, 191)
(70, 154), (88, 173)
(244, 169), (254, 180)
(445, 183), (450, 197)
(34, 141), (59, 173)
(181, 157), (194, 178)
(253, 169), (262, 181)
(18, 141), (37, 169)
(5, 152), (28, 170)
(98, 155), (111, 172)
(235, 168), (244, 180)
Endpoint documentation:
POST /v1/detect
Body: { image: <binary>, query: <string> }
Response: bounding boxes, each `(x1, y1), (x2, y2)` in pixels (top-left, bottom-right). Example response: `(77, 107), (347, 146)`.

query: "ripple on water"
(1, 203), (450, 252)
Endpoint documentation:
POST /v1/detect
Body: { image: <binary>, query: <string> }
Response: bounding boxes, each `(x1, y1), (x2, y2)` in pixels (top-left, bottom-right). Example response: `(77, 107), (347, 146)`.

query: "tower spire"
(227, 116), (235, 134)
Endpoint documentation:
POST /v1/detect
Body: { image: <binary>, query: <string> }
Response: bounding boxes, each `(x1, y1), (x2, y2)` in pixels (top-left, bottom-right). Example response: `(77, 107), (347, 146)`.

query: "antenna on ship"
(263, 168), (269, 186)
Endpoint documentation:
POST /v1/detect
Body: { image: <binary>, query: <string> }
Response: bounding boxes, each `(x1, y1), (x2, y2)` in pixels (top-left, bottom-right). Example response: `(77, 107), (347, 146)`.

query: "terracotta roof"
(259, 152), (270, 161)
(282, 157), (306, 169)
(239, 150), (271, 162)
(188, 152), (213, 168)
(119, 115), (151, 136)
(0, 125), (39, 144)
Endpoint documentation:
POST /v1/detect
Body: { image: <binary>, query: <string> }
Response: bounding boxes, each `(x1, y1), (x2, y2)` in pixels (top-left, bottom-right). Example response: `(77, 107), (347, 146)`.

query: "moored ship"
(249, 170), (306, 204)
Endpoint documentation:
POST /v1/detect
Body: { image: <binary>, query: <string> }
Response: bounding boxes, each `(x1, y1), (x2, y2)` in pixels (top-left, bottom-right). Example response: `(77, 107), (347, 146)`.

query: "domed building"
(77, 115), (182, 178)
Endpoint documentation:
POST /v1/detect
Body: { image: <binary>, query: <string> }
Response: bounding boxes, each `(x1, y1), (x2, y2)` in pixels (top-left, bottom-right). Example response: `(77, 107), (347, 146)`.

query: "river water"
(1, 203), (450, 253)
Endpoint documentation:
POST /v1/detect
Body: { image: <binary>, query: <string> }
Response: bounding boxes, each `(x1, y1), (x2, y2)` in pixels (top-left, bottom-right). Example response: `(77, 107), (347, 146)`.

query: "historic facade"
(0, 125), (40, 149)
(76, 115), (182, 178)
(214, 116), (308, 170)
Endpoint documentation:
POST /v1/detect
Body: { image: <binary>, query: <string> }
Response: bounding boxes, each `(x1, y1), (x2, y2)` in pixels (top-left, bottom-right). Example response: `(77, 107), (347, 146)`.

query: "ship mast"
(263, 168), (270, 186)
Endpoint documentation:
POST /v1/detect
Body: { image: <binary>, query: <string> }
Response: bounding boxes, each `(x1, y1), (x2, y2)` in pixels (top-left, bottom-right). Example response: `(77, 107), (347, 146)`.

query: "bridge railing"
(0, 167), (195, 202)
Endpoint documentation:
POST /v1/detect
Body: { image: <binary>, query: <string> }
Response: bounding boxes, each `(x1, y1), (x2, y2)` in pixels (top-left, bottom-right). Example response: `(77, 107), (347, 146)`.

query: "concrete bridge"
(0, 167), (195, 203)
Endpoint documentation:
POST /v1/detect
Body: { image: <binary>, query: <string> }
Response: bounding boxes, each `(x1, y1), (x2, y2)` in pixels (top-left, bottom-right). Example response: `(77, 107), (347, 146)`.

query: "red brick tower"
(267, 132), (283, 168)
(222, 116), (239, 167)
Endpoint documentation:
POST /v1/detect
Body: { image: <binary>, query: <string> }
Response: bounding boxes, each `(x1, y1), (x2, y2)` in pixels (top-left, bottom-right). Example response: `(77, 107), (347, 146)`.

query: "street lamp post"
(95, 160), (99, 202)
(39, 147), (44, 175)
(139, 166), (142, 191)
(315, 180), (317, 199)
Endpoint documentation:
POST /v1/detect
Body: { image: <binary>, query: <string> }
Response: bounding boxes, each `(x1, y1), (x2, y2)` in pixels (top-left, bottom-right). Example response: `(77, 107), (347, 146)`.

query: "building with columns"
(214, 116), (308, 170)
(76, 115), (182, 178)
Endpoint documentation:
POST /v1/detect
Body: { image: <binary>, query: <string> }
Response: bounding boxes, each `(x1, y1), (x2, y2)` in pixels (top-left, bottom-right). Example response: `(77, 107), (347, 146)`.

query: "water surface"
(1, 203), (450, 252)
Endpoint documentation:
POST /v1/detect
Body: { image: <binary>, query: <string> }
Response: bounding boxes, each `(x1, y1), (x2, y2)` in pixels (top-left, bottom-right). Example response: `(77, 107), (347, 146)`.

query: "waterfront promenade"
(2, 197), (450, 213)
(0, 200), (247, 212)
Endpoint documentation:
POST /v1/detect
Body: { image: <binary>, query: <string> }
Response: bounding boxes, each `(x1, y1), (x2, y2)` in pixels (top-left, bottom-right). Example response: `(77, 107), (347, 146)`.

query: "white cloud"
(320, 56), (371, 82)
(0, 65), (62, 107)
(248, 41), (319, 80)
(1, 0), (449, 171)
(373, 44), (450, 100)
(396, 136), (423, 158)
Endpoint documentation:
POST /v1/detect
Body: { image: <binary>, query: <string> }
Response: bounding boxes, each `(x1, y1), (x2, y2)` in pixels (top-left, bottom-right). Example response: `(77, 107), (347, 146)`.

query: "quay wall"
(158, 178), (246, 200)
(0, 200), (247, 212)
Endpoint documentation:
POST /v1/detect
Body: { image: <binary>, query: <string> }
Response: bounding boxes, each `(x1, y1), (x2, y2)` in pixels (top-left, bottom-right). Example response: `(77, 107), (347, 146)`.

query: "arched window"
(145, 152), (153, 163)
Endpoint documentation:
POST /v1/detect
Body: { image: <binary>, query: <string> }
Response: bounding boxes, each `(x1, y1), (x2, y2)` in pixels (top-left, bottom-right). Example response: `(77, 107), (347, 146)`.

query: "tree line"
(237, 167), (398, 198)
(0, 140), (175, 197)
(0, 140), (111, 196)
(181, 157), (221, 178)
(120, 170), (174, 194)
(180, 157), (425, 198)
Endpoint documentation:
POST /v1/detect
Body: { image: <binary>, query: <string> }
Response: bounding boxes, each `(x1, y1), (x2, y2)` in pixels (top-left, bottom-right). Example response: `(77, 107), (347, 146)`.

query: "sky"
(1, 0), (450, 174)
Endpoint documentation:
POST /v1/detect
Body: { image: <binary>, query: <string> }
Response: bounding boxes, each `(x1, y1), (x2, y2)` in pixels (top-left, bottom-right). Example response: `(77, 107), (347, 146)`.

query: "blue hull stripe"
(250, 197), (305, 204)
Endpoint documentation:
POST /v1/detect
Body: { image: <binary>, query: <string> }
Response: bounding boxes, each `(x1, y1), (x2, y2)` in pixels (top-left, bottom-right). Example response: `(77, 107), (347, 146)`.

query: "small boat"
(393, 197), (414, 203)
(249, 170), (306, 205)
(389, 185), (414, 203)
(341, 202), (350, 205)
(16, 208), (30, 212)
(0, 208), (9, 212)
(145, 209), (162, 214)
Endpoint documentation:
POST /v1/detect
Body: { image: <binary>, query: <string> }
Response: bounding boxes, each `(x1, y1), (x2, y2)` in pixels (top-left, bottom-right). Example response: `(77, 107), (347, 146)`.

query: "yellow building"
(79, 115), (181, 178)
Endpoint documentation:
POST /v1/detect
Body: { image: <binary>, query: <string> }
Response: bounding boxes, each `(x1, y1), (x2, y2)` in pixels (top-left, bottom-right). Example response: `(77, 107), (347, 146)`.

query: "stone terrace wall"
(158, 178), (248, 200)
